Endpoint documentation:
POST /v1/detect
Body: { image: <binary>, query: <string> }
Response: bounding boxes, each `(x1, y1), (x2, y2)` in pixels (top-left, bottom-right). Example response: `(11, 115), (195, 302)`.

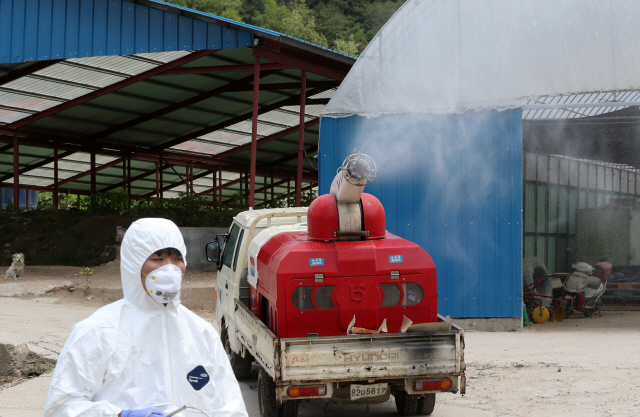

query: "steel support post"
(155, 162), (160, 199)
(218, 166), (222, 203)
(211, 169), (218, 207)
(249, 56), (261, 209)
(53, 145), (59, 208)
(160, 156), (164, 200)
(271, 173), (274, 201)
(264, 176), (268, 207)
(90, 151), (96, 195)
(13, 136), (19, 207)
(127, 155), (132, 205)
(296, 70), (307, 207)
(190, 161), (194, 194)
(122, 154), (126, 192)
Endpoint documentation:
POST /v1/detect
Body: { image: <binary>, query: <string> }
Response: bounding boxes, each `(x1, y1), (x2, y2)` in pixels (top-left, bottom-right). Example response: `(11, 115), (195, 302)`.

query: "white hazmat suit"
(44, 218), (248, 417)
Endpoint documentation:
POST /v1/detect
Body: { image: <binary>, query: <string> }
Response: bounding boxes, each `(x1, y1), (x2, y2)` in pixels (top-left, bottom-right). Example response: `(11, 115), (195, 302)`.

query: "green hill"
(166, 0), (404, 56)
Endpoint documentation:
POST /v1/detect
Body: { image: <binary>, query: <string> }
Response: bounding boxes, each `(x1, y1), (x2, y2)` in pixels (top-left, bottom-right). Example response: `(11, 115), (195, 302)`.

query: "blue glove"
(121, 408), (166, 417)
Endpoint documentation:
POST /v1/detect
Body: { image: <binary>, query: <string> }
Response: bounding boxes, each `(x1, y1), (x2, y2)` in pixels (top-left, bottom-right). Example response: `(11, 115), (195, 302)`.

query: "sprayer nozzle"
(347, 158), (370, 181)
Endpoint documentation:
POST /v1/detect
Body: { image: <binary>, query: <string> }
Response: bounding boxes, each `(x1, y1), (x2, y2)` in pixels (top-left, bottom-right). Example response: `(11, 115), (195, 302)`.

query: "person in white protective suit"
(43, 218), (248, 417)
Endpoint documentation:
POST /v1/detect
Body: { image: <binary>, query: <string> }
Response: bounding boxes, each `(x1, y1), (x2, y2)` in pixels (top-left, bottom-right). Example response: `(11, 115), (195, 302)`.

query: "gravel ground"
(1, 266), (639, 417)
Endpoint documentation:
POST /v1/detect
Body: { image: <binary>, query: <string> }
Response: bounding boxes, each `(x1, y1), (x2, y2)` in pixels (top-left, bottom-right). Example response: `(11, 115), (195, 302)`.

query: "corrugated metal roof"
(522, 91), (640, 120)
(0, 0), (348, 205)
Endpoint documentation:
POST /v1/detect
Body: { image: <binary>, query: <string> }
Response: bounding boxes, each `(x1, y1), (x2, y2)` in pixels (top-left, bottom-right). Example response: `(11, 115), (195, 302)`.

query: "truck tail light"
(287, 385), (327, 398)
(413, 378), (452, 392)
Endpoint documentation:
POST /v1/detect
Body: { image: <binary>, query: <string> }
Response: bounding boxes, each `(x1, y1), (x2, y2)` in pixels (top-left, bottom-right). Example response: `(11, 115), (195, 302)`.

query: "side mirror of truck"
(205, 241), (221, 264)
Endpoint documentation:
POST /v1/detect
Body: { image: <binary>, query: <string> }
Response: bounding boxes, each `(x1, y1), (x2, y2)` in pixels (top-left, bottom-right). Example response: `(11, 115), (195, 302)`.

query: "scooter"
(561, 257), (612, 318)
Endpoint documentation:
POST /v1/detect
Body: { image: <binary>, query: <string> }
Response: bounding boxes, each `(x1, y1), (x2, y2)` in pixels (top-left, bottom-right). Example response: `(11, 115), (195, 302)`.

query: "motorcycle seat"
(586, 275), (602, 290)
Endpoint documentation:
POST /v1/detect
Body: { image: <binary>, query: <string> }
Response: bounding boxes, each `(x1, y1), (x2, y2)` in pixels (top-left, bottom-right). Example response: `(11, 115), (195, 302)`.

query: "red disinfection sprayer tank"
(248, 149), (438, 338)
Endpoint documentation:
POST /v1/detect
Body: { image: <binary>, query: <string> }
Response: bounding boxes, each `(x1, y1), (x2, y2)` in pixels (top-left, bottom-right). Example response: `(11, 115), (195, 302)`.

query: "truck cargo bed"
(233, 299), (465, 388)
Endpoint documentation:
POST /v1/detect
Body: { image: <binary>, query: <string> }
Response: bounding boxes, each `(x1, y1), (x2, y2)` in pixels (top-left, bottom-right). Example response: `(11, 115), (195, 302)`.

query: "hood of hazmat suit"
(44, 218), (248, 417)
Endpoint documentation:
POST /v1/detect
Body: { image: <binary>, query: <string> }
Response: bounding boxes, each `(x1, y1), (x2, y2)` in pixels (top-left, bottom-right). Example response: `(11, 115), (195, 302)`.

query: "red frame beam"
(7, 50), (215, 129)
(0, 150), (74, 182)
(101, 162), (170, 194)
(56, 157), (123, 187)
(249, 56), (261, 209)
(152, 86), (332, 151)
(141, 166), (218, 198)
(53, 145), (59, 208)
(195, 176), (242, 197)
(13, 136), (19, 206)
(296, 70), (306, 207)
(252, 46), (348, 80)
(0, 131), (318, 183)
(214, 118), (320, 160)
(158, 63), (290, 75)
(268, 145), (318, 167)
(85, 71), (278, 142)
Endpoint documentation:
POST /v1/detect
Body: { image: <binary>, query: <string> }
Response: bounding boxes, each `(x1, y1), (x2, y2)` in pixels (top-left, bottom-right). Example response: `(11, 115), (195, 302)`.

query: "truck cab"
(212, 208), (308, 359)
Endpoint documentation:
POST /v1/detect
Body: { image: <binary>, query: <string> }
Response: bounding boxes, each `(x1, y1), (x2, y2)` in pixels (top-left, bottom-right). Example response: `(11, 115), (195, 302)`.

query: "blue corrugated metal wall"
(0, 0), (253, 64)
(319, 110), (522, 318)
(0, 188), (38, 208)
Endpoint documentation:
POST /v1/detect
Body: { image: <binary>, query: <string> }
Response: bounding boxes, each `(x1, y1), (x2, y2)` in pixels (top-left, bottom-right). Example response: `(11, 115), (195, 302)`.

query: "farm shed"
(0, 0), (354, 209)
(320, 0), (640, 329)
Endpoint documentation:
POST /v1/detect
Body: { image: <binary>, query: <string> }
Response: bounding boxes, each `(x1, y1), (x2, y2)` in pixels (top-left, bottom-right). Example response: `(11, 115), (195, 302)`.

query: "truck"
(206, 150), (465, 417)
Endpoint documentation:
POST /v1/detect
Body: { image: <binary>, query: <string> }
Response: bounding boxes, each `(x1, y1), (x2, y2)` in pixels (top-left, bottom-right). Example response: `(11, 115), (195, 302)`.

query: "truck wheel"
(279, 401), (298, 417)
(416, 393), (436, 415)
(395, 391), (419, 416)
(258, 369), (298, 417)
(222, 326), (252, 379)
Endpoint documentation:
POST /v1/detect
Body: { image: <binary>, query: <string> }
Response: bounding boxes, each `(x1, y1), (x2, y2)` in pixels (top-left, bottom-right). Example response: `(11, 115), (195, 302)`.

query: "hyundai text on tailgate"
(206, 150), (465, 416)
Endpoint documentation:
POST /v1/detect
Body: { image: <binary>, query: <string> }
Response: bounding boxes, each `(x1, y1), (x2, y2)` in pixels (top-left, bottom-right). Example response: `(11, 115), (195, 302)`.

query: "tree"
(168, 0), (245, 22)
(253, 0), (328, 47)
(164, 0), (406, 56)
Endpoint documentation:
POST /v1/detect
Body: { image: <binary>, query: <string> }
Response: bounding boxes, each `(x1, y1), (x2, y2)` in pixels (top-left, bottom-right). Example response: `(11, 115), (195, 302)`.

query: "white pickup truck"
(206, 208), (466, 417)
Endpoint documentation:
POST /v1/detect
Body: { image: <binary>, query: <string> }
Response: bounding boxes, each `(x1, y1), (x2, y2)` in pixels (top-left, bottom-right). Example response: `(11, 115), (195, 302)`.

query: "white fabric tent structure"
(323, 0), (640, 117)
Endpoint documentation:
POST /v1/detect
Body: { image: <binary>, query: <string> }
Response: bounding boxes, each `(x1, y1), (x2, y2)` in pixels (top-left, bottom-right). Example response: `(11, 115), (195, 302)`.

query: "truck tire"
(258, 368), (298, 417)
(222, 326), (252, 379)
(416, 393), (436, 415)
(395, 391), (419, 416)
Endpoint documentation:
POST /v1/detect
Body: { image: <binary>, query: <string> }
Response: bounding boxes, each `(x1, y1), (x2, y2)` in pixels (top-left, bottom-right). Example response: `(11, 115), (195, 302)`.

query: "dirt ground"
(1, 264), (640, 416)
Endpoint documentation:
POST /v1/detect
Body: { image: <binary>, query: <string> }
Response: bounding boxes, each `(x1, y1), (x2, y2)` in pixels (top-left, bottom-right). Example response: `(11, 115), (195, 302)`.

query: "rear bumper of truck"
(275, 332), (465, 403)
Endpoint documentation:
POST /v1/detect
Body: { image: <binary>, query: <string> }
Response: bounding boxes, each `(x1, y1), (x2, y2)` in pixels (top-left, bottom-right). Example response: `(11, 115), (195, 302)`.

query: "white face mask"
(143, 263), (183, 303)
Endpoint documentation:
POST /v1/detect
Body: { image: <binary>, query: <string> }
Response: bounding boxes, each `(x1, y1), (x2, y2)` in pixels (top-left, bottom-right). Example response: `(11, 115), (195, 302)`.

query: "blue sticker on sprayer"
(309, 258), (324, 266)
(389, 255), (404, 263)
(187, 365), (210, 391)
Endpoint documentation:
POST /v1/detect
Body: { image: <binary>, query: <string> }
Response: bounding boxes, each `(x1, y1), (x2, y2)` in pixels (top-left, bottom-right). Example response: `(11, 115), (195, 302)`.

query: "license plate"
(350, 383), (388, 400)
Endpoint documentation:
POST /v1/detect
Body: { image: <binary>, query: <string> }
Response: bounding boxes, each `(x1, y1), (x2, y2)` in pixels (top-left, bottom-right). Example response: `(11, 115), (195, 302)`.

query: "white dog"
(4, 253), (24, 279)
